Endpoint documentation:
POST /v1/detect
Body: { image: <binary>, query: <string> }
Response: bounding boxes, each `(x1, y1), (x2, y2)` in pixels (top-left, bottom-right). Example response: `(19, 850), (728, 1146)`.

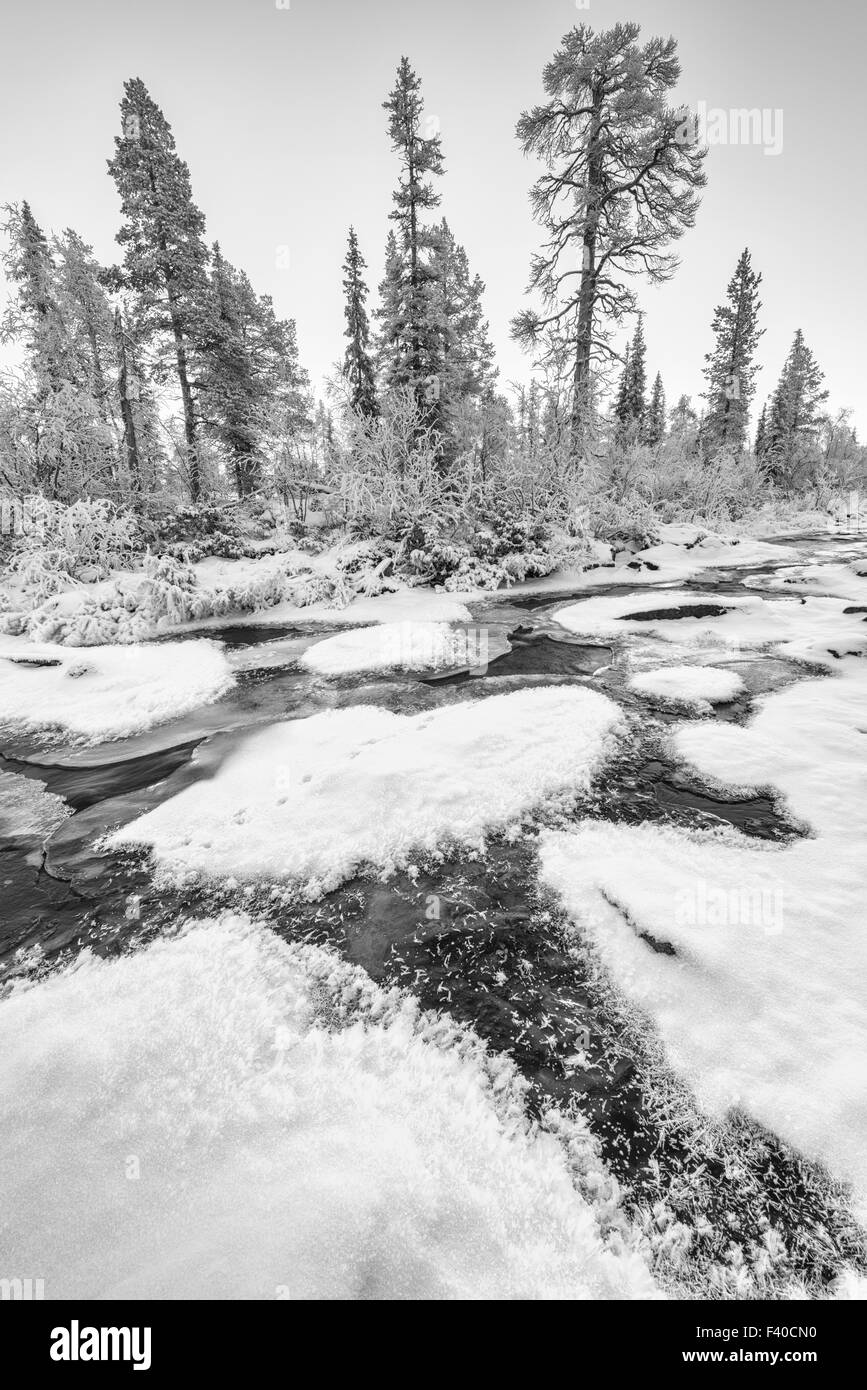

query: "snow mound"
(627, 665), (745, 708)
(110, 686), (624, 895)
(301, 621), (483, 676)
(0, 914), (658, 1299)
(0, 636), (233, 742)
(539, 661), (867, 1193)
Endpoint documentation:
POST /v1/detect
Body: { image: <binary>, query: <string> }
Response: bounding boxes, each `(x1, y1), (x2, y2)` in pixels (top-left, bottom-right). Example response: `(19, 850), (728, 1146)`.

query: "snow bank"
(110, 687), (624, 896)
(301, 621), (484, 677)
(0, 636), (234, 742)
(627, 665), (745, 708)
(0, 914), (658, 1299)
(539, 658), (867, 1193)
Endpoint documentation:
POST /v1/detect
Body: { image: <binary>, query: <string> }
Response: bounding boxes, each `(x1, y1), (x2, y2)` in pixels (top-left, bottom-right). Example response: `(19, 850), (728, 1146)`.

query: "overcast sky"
(2, 0), (864, 433)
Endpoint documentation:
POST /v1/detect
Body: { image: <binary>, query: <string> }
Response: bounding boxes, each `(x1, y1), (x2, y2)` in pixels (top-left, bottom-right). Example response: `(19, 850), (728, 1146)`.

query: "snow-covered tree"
(644, 371), (666, 445)
(107, 78), (210, 498)
(379, 58), (445, 406)
(702, 248), (763, 455)
(764, 329), (829, 484)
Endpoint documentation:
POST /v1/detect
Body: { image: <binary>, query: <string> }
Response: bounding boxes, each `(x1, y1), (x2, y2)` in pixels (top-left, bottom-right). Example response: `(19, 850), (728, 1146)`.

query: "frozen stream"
(1, 531), (866, 1298)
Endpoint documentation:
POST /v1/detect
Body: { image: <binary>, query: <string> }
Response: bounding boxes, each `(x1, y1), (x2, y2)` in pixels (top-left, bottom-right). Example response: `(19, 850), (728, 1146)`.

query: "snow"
(178, 578), (473, 634)
(300, 621), (485, 676)
(539, 654), (867, 1194)
(110, 686), (624, 896)
(500, 527), (800, 602)
(0, 635), (234, 742)
(0, 913), (658, 1299)
(554, 587), (867, 667)
(627, 665), (745, 708)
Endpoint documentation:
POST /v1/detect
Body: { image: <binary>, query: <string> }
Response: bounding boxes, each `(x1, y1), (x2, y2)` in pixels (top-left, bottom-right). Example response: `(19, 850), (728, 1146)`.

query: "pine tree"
(614, 318), (647, 431)
(54, 228), (117, 426)
(625, 315), (647, 423)
(341, 227), (377, 416)
(375, 228), (407, 387)
(702, 248), (764, 455)
(512, 23), (706, 456)
(107, 78), (210, 499)
(644, 371), (666, 445)
(381, 57), (445, 405)
(754, 402), (768, 459)
(1, 203), (117, 497)
(764, 330), (829, 483)
(614, 342), (631, 425)
(198, 243), (307, 497)
(430, 220), (496, 404)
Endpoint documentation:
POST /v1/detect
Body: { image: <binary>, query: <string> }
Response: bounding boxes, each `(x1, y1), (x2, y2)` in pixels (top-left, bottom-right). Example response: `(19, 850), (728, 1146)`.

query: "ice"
(0, 914), (658, 1300)
(109, 686), (624, 896)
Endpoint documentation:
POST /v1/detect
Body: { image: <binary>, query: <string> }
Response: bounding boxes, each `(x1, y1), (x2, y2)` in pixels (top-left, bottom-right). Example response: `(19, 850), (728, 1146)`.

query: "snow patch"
(627, 665), (745, 708)
(110, 686), (624, 896)
(300, 621), (483, 676)
(0, 636), (234, 742)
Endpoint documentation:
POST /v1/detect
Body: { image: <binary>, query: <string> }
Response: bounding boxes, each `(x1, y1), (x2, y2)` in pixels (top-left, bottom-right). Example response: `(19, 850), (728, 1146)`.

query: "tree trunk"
(569, 85), (605, 462)
(114, 309), (142, 498)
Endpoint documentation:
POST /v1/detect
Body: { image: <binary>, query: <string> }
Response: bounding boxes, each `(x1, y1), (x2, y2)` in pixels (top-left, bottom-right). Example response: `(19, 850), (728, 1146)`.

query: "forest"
(1, 22), (863, 627)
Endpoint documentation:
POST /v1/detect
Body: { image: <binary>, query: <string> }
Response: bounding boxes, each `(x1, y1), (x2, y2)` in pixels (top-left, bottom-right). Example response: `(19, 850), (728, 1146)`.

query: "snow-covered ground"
(0, 913), (658, 1299)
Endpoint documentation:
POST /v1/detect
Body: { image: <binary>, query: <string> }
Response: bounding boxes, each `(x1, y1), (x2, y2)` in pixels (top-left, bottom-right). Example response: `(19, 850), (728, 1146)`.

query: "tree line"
(0, 22), (859, 511)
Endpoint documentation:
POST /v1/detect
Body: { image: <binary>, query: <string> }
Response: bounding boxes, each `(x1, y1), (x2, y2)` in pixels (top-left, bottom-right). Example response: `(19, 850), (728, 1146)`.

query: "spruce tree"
(107, 78), (210, 499)
(644, 371), (666, 445)
(381, 58), (445, 405)
(341, 227), (377, 416)
(701, 248), (763, 455)
(614, 342), (631, 425)
(754, 402), (768, 459)
(764, 330), (829, 483)
(198, 243), (306, 497)
(625, 315), (647, 422)
(614, 318), (647, 431)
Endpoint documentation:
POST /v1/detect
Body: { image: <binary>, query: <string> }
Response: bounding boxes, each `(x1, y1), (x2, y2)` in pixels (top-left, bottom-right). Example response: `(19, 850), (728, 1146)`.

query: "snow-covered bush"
(8, 496), (139, 600)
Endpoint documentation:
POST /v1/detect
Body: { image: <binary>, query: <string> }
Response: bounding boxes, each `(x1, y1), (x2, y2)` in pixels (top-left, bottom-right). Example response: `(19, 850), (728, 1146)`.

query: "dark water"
(2, 533), (866, 1289)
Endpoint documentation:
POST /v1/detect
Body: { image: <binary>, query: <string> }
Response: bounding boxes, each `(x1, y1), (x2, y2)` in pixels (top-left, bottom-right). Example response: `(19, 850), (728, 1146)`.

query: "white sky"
(2, 0), (864, 433)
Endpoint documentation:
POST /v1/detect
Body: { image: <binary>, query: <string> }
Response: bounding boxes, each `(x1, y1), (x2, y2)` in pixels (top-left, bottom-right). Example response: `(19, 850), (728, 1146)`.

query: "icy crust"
(109, 687), (625, 896)
(0, 914), (659, 1300)
(300, 621), (482, 676)
(626, 665), (745, 708)
(539, 660), (867, 1194)
(0, 635), (234, 741)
